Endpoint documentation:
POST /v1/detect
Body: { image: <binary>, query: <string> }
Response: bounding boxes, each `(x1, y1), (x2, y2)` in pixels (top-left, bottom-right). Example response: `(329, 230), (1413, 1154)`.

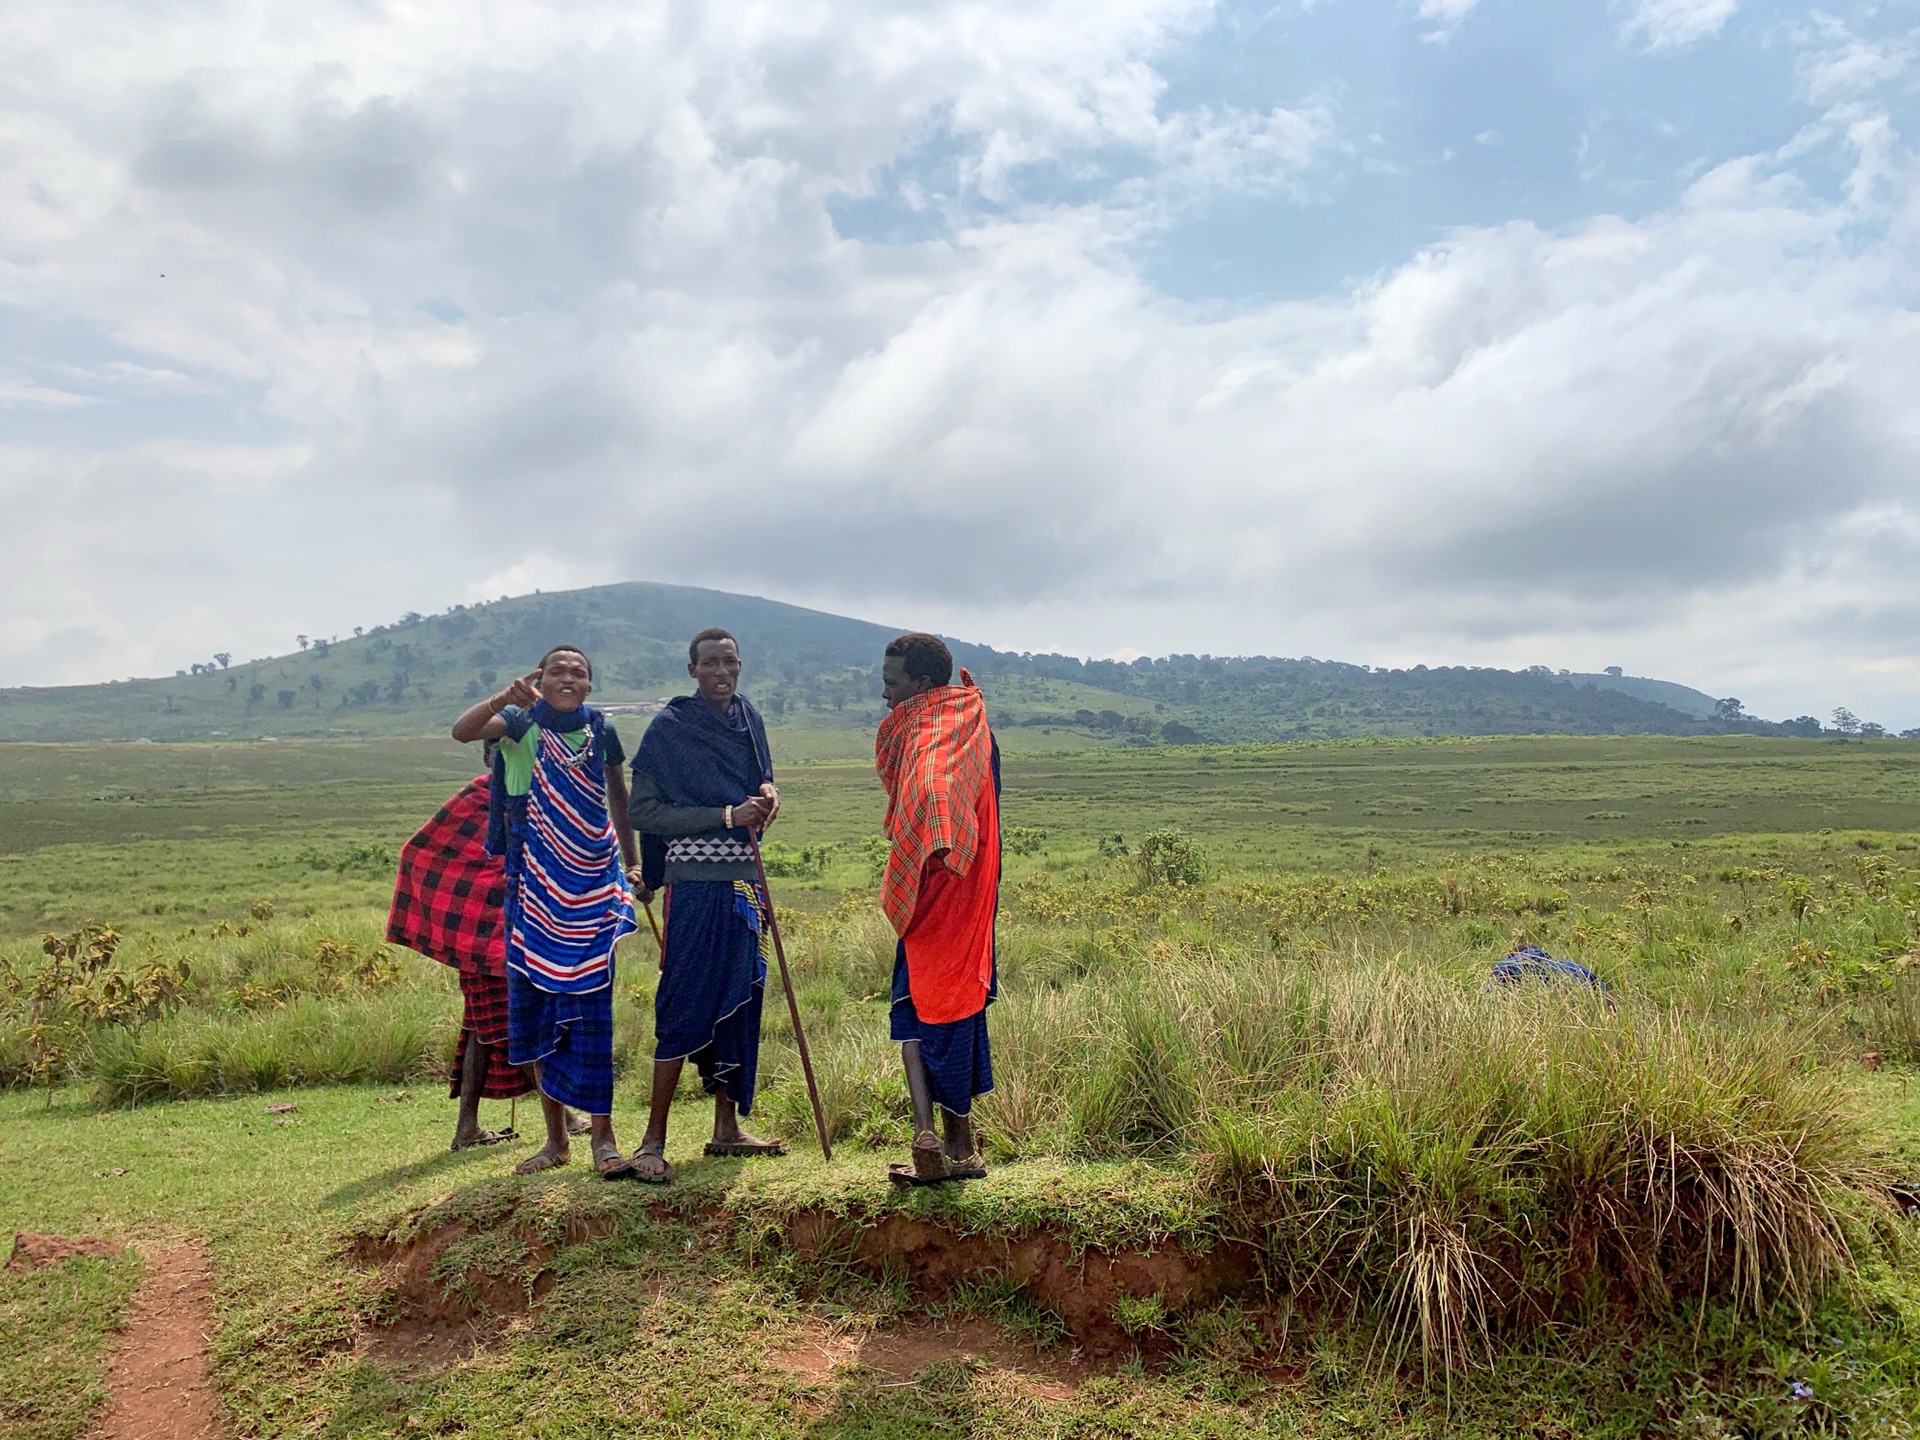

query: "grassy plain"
(4, 733), (1920, 1438)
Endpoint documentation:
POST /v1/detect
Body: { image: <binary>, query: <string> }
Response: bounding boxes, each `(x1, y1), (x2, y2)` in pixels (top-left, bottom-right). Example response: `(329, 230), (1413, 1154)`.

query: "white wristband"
(723, 804), (734, 829)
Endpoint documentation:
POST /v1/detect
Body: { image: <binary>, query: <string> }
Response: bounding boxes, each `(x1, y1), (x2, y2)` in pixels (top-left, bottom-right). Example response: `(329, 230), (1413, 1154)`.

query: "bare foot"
(514, 1144), (568, 1174)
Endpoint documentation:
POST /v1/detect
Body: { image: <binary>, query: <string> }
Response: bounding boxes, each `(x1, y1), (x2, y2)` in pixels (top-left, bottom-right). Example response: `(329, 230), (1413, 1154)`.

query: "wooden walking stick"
(641, 897), (665, 962)
(749, 831), (833, 1161)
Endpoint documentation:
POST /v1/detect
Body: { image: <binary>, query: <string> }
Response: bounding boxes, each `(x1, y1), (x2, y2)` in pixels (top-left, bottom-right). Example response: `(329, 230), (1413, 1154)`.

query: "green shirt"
(495, 707), (626, 796)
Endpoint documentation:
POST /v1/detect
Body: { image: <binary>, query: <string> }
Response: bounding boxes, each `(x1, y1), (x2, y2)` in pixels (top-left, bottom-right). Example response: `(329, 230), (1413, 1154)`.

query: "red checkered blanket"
(451, 967), (532, 1099)
(875, 669), (993, 938)
(387, 777), (508, 978)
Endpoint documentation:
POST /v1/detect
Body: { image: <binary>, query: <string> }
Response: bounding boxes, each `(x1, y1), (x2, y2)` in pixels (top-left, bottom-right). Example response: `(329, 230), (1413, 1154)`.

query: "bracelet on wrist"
(723, 804), (734, 829)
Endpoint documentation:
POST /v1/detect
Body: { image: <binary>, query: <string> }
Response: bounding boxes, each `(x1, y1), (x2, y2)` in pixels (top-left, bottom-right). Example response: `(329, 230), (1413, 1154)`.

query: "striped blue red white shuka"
(506, 725), (636, 995)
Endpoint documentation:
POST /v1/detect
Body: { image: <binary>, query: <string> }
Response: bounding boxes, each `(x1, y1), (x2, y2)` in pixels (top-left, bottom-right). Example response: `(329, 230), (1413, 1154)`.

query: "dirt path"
(89, 1242), (223, 1440)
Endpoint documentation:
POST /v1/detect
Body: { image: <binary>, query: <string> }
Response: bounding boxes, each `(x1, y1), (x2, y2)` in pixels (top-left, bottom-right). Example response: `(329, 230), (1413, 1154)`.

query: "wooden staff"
(749, 831), (833, 1161)
(641, 897), (665, 962)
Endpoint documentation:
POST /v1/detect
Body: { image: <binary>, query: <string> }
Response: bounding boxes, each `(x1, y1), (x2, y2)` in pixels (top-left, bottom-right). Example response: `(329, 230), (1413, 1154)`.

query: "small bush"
(1003, 825), (1048, 857)
(760, 843), (833, 880)
(1137, 828), (1205, 888)
(289, 842), (395, 877)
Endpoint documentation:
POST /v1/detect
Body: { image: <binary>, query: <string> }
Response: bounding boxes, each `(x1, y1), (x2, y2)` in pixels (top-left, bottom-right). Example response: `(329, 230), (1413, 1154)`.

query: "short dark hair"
(539, 644), (592, 678)
(885, 633), (952, 686)
(688, 628), (738, 665)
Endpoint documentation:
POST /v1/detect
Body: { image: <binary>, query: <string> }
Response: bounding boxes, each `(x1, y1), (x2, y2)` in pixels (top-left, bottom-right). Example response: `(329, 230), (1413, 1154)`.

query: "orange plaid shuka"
(875, 670), (1000, 1025)
(875, 670), (995, 935)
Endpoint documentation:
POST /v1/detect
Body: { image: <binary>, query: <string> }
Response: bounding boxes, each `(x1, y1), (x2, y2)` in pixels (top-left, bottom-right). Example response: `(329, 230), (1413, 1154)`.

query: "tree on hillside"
(1714, 698), (1744, 720)
(297, 635), (309, 650)
(1861, 722), (1886, 738)
(214, 653), (231, 669)
(1832, 707), (1861, 735)
(312, 639), (329, 658)
(277, 689), (296, 710)
(245, 682), (266, 708)
(1604, 666), (1623, 677)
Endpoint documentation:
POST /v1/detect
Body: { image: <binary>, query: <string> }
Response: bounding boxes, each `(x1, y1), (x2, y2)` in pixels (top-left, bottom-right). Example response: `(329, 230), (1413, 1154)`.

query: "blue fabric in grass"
(1489, 946), (1609, 999)
(506, 966), (615, 1116)
(655, 879), (769, 1115)
(891, 942), (995, 1116)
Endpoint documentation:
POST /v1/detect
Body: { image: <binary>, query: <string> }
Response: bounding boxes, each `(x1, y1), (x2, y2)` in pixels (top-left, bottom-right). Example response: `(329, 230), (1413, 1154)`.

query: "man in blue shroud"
(625, 628), (789, 1183)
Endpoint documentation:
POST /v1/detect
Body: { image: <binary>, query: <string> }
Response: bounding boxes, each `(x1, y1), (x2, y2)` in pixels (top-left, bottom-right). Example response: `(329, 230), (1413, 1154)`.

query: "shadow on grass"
(798, 1363), (1002, 1440)
(319, 1144), (511, 1211)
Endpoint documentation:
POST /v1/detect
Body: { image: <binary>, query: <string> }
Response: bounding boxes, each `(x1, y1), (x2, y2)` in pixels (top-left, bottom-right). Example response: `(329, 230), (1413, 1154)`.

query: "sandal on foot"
(910, 1130), (949, 1182)
(630, 1145), (673, 1186)
(513, 1148), (568, 1175)
(947, 1152), (988, 1180)
(703, 1138), (789, 1158)
(450, 1128), (512, 1152)
(595, 1151), (638, 1179)
(888, 1162), (961, 1188)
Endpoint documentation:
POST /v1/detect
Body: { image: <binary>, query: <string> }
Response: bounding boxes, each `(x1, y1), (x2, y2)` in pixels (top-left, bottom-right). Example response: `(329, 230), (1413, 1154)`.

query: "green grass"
(0, 1249), (144, 1440)
(3, 1081), (1917, 1439)
(5, 733), (1920, 1437)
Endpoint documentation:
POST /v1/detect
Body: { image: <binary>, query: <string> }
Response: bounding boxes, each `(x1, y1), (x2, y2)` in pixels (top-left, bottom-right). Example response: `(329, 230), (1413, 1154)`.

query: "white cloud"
(0, 0), (1916, 727)
(1797, 17), (1914, 105)
(1417, 0), (1483, 42)
(1619, 0), (1739, 53)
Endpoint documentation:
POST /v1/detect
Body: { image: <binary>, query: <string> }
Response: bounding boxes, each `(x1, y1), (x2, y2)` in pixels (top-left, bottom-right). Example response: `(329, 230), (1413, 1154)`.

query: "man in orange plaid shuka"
(875, 633), (1000, 1185)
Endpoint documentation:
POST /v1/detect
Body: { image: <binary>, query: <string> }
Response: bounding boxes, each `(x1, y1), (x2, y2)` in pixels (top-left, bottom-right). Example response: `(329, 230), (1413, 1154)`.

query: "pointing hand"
(501, 670), (541, 710)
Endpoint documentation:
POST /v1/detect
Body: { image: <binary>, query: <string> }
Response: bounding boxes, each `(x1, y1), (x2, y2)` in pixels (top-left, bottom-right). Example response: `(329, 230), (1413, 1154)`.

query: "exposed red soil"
(89, 1242), (223, 1440)
(345, 1213), (614, 1336)
(353, 1202), (1262, 1373)
(766, 1314), (1088, 1399)
(7, 1231), (125, 1270)
(784, 1211), (1260, 1355)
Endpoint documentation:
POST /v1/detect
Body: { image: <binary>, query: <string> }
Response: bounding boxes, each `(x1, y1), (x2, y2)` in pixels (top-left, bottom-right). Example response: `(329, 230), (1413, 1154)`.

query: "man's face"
(539, 652), (592, 712)
(690, 638), (742, 705)
(881, 655), (936, 710)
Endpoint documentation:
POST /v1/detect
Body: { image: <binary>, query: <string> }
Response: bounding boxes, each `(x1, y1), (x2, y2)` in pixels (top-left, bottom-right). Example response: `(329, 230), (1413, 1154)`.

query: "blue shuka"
(634, 695), (776, 1114)
(492, 701), (636, 1116)
(1488, 946), (1610, 1000)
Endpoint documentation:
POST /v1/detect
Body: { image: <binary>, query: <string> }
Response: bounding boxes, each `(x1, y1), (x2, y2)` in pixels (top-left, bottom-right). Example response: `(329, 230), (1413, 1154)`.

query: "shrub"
(760, 843), (833, 880)
(1137, 828), (1205, 888)
(1003, 825), (1048, 857)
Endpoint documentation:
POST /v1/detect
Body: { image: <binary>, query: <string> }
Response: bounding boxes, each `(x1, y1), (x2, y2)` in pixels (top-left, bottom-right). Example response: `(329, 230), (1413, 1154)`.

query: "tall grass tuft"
(88, 990), (453, 1103)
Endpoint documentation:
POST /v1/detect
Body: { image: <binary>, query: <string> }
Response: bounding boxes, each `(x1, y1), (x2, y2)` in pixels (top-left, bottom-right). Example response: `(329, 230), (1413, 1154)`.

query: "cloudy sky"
(3, 0), (1916, 725)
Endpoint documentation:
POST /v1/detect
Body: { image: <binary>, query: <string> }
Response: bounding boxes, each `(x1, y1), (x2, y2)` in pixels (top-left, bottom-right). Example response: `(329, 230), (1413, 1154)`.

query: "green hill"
(0, 581), (1810, 746)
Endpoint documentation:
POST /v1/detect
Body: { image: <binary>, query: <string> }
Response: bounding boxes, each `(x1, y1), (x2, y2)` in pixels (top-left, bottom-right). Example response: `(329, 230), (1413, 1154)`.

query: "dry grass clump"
(972, 946), (1888, 1370)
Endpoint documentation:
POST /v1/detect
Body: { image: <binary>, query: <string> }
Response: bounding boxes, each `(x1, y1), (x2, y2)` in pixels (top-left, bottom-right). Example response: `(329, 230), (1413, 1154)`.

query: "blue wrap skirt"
(506, 967), (616, 1117)
(890, 941), (994, 1116)
(655, 880), (768, 1116)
